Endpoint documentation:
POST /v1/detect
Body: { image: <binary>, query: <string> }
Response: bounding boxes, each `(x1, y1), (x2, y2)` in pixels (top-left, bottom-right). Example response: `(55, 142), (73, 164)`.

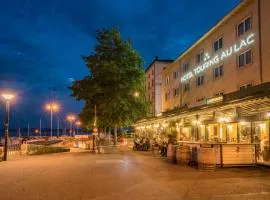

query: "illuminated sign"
(206, 96), (224, 105)
(180, 33), (255, 83)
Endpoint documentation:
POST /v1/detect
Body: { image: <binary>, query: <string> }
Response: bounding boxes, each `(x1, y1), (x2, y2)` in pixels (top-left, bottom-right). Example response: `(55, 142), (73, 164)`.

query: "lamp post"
(1, 93), (15, 161)
(46, 103), (59, 138)
(75, 121), (82, 135)
(67, 114), (76, 136)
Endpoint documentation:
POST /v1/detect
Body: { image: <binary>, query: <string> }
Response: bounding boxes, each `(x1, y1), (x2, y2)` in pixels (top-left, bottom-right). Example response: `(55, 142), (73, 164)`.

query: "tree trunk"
(97, 128), (100, 154)
(114, 127), (117, 145)
(108, 127), (111, 145)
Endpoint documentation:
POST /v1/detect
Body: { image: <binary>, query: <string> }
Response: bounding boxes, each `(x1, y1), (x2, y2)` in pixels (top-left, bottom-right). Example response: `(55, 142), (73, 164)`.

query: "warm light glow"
(183, 127), (188, 133)
(192, 120), (201, 125)
(1, 93), (15, 101)
(67, 114), (76, 122)
(75, 121), (82, 126)
(154, 124), (159, 128)
(34, 129), (39, 134)
(266, 112), (270, 117)
(259, 123), (266, 129)
(227, 125), (233, 131)
(46, 103), (59, 112)
(239, 120), (248, 125)
(133, 92), (139, 97)
(219, 117), (230, 123)
(162, 123), (168, 128)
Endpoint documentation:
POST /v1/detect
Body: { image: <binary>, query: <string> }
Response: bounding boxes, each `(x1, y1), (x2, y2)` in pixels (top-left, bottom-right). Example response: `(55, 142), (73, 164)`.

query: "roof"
(145, 57), (174, 72)
(134, 81), (270, 125)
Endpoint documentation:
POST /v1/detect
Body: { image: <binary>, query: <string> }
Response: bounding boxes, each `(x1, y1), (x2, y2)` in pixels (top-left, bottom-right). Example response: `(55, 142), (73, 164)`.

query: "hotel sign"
(206, 96), (223, 105)
(180, 33), (255, 83)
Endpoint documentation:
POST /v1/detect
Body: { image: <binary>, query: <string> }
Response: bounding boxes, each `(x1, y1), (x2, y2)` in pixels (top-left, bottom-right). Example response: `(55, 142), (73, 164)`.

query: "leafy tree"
(70, 27), (150, 142)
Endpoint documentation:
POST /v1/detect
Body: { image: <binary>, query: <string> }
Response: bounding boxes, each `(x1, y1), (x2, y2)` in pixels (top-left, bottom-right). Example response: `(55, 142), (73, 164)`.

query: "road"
(0, 148), (270, 200)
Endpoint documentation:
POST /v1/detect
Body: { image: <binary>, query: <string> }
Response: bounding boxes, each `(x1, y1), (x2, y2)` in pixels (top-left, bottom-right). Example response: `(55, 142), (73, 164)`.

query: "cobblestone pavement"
(0, 148), (270, 200)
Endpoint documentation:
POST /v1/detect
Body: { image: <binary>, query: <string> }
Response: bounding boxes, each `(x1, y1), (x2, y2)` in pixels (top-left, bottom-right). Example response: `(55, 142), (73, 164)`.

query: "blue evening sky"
(0, 0), (240, 129)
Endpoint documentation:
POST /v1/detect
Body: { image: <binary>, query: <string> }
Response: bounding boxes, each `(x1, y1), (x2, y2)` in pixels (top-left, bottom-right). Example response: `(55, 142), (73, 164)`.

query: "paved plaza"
(0, 148), (270, 200)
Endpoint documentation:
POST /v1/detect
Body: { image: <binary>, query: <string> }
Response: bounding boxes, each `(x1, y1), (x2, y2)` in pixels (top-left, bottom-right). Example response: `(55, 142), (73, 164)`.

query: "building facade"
(163, 0), (270, 110)
(145, 57), (173, 116)
(135, 0), (270, 166)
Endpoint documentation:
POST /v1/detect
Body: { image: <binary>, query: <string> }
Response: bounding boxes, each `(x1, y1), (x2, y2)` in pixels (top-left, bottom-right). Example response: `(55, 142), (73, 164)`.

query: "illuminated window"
(238, 17), (251, 37)
(183, 62), (189, 72)
(239, 49), (252, 68)
(214, 65), (223, 79)
(196, 51), (204, 63)
(214, 37), (223, 52)
(196, 75), (204, 86)
(174, 88), (180, 97)
(184, 82), (190, 92)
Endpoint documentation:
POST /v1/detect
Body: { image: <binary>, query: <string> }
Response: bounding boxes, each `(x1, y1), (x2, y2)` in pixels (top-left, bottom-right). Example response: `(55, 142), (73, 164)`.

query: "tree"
(70, 27), (150, 143)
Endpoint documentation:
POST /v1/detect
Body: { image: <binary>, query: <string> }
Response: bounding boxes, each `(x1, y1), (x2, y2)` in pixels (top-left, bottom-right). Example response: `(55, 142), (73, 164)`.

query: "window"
(152, 69), (154, 75)
(238, 17), (251, 37)
(148, 82), (150, 89)
(238, 49), (252, 68)
(215, 92), (224, 96)
(214, 37), (223, 52)
(196, 75), (204, 86)
(214, 65), (224, 79)
(174, 88), (180, 97)
(183, 62), (189, 72)
(152, 79), (154, 87)
(197, 51), (204, 63)
(165, 92), (170, 101)
(184, 82), (190, 92)
(173, 71), (179, 79)
(165, 76), (170, 85)
(196, 97), (205, 102)
(240, 83), (252, 91)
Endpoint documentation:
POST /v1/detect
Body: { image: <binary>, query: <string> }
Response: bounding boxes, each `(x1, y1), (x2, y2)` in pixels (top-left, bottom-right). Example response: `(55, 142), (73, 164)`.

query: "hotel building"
(145, 57), (173, 116)
(135, 0), (270, 166)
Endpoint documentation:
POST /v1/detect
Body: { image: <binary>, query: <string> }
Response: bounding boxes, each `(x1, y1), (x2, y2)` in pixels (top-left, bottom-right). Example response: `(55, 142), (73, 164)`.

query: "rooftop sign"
(180, 33), (255, 83)
(206, 96), (224, 105)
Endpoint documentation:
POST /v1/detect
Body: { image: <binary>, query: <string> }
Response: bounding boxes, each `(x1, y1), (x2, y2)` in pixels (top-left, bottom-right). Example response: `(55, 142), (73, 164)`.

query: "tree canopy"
(70, 27), (150, 130)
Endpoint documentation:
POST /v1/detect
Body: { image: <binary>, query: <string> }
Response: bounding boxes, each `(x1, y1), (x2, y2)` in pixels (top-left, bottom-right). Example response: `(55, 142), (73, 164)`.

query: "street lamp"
(75, 121), (82, 135)
(133, 91), (139, 98)
(1, 93), (15, 161)
(67, 114), (76, 136)
(45, 102), (59, 138)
